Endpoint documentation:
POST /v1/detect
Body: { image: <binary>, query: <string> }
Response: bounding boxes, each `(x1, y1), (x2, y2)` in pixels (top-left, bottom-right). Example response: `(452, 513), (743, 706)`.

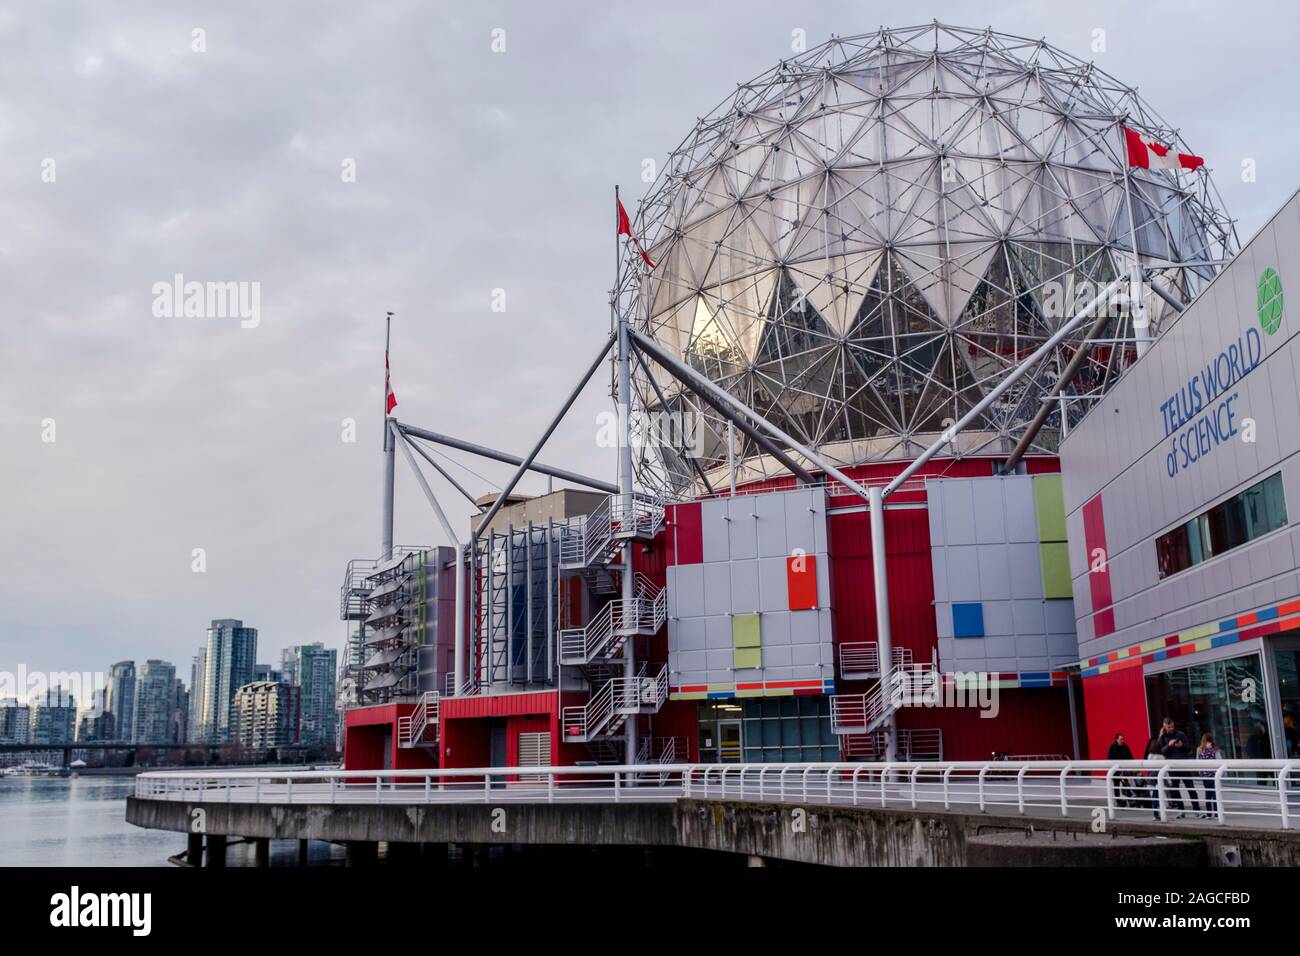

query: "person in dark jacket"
(1108, 733), (1136, 806)
(1157, 717), (1199, 816)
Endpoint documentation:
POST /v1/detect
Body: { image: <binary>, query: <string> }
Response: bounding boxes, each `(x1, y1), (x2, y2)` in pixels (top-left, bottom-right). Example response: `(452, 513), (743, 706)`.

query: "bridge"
(0, 741), (330, 768)
(126, 759), (1300, 867)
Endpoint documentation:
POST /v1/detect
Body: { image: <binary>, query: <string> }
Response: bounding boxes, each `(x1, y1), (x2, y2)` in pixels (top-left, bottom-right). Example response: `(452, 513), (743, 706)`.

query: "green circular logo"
(1258, 267), (1284, 334)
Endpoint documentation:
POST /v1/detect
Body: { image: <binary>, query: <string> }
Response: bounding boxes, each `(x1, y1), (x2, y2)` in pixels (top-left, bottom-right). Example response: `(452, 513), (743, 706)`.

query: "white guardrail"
(134, 760), (1300, 830)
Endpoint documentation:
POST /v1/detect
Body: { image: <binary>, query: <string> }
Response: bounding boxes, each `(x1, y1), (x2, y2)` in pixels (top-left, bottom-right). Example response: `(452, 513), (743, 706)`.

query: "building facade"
(199, 619), (258, 743)
(76, 687), (115, 743)
(187, 648), (206, 743)
(1062, 187), (1300, 760)
(105, 660), (136, 743)
(132, 659), (178, 745)
(286, 643), (338, 748)
(28, 688), (77, 745)
(0, 699), (31, 743)
(232, 680), (301, 749)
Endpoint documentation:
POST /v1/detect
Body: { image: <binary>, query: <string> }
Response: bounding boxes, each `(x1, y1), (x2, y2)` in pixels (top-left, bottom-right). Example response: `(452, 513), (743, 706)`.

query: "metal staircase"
(830, 663), (938, 735)
(584, 734), (689, 765)
(838, 641), (913, 682)
(560, 663), (669, 743)
(559, 493), (665, 569)
(559, 573), (666, 665)
(396, 691), (440, 749)
(842, 727), (943, 761)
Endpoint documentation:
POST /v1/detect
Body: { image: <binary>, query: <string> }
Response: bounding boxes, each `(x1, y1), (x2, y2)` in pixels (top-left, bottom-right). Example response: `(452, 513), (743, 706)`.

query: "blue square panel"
(952, 602), (985, 638)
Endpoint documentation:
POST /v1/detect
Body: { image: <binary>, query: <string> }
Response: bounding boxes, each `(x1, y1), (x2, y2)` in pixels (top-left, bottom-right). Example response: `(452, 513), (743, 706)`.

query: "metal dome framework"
(620, 23), (1236, 496)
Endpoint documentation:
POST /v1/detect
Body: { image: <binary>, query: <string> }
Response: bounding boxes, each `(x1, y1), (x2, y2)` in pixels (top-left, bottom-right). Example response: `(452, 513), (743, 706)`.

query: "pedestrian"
(1108, 733), (1136, 806)
(1142, 737), (1165, 819)
(1157, 717), (1198, 817)
(1197, 733), (1221, 818)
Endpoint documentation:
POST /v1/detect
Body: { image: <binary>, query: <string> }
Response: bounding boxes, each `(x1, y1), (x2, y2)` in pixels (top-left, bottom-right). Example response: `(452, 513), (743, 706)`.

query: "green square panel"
(733, 647), (762, 669)
(732, 612), (761, 648)
(1039, 542), (1072, 599)
(1033, 474), (1067, 543)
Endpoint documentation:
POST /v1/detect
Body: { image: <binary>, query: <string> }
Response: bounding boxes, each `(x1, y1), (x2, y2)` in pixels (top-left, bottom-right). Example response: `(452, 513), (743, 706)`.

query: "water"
(0, 774), (346, 867)
(0, 774), (181, 866)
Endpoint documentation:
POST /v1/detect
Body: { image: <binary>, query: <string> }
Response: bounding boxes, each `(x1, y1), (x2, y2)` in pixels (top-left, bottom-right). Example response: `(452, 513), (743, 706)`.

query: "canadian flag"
(617, 198), (655, 270)
(385, 352), (397, 413)
(1124, 126), (1204, 172)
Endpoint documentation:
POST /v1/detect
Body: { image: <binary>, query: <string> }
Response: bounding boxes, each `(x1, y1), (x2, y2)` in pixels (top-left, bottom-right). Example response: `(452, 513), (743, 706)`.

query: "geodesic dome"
(624, 23), (1235, 494)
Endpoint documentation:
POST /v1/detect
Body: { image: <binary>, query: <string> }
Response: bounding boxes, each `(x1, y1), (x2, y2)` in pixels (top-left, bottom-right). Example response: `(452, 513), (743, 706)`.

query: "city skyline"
(0, 619), (337, 751)
(4, 1), (1300, 682)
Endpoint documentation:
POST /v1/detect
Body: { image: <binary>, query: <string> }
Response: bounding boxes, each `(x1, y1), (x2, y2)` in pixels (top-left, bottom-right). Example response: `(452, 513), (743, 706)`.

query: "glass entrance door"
(718, 720), (743, 763)
(1272, 645), (1300, 757)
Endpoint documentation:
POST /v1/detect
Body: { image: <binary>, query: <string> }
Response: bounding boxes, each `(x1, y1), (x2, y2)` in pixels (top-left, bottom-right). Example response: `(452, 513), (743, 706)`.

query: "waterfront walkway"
(134, 759), (1300, 830)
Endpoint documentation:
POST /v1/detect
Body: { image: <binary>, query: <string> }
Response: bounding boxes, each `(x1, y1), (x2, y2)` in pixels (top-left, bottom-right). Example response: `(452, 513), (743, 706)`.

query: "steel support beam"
(869, 485), (896, 762)
(883, 277), (1126, 499)
(395, 423), (618, 495)
(632, 349), (715, 496)
(998, 304), (1115, 475)
(392, 421), (468, 695)
(404, 437), (482, 509)
(630, 332), (836, 494)
(472, 332), (616, 536)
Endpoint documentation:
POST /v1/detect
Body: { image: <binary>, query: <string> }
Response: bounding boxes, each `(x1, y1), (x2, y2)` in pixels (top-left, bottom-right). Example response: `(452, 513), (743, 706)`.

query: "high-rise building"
(76, 687), (114, 743)
(0, 698), (30, 743)
(253, 663), (282, 684)
(232, 681), (300, 749)
(279, 648), (298, 686)
(29, 687), (77, 745)
(285, 643), (338, 748)
(132, 659), (178, 744)
(199, 619), (258, 743)
(170, 678), (188, 746)
(105, 660), (136, 743)
(187, 647), (206, 742)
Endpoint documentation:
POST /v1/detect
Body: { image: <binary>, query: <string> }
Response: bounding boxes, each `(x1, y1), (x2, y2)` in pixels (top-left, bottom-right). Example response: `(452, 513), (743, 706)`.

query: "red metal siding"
(895, 687), (1076, 760)
(668, 501), (703, 566)
(441, 691), (558, 720)
(828, 506), (937, 661)
(1082, 666), (1150, 759)
(824, 455), (1076, 757)
(1082, 494), (1116, 638)
(343, 703), (436, 772)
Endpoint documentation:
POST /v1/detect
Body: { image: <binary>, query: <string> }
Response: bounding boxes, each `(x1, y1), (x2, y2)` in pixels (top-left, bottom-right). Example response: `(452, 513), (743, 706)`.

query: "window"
(1156, 473), (1287, 579)
(1145, 653), (1271, 759)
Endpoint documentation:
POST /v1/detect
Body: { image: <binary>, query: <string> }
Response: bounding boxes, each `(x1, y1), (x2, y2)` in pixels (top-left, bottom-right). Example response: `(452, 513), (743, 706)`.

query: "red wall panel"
(668, 501), (703, 566)
(1082, 494), (1116, 638)
(828, 507), (937, 661)
(1081, 666), (1150, 759)
(895, 687), (1076, 760)
(786, 554), (818, 609)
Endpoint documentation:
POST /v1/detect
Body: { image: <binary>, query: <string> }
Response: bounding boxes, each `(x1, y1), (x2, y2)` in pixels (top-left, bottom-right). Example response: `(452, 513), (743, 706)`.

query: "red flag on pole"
(385, 352), (397, 413)
(617, 198), (655, 269)
(1124, 126), (1204, 172)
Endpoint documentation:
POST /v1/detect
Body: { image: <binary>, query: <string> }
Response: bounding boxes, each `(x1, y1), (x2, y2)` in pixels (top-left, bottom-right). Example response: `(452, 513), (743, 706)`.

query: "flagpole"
(1121, 119), (1151, 360)
(614, 185), (639, 767)
(381, 311), (395, 562)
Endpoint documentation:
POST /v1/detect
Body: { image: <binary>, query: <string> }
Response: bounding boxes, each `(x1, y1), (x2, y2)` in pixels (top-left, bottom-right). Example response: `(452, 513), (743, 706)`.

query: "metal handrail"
(558, 587), (666, 665)
(560, 663), (668, 740)
(842, 728), (943, 761)
(396, 692), (439, 748)
(838, 641), (913, 677)
(559, 493), (667, 569)
(829, 663), (938, 734)
(134, 759), (1300, 831)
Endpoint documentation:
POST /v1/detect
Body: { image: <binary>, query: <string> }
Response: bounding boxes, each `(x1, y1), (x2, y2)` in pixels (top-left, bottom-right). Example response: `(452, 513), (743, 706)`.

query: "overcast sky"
(2, 0), (1298, 687)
